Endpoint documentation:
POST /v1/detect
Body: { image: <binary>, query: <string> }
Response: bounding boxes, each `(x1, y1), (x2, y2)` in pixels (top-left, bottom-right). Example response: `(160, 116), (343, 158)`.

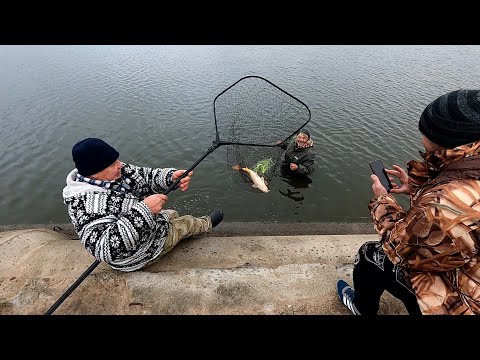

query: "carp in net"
(214, 76), (311, 193)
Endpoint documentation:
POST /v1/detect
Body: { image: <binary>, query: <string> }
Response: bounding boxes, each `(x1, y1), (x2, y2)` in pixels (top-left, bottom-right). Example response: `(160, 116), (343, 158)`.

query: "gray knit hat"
(419, 89), (480, 149)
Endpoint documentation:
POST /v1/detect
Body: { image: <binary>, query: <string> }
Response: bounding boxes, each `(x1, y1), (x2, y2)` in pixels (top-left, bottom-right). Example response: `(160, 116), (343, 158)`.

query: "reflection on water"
(278, 165), (313, 202)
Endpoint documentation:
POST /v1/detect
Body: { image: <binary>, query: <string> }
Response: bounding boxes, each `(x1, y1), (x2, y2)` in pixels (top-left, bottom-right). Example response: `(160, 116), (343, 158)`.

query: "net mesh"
(214, 76), (310, 190)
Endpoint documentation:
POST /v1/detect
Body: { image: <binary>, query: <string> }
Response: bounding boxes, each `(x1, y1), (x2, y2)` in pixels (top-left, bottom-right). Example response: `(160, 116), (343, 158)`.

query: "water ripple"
(2, 45), (480, 224)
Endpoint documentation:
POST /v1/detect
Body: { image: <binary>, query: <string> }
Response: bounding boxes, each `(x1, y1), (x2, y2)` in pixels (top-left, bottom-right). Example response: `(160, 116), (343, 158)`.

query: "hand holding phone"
(369, 160), (393, 193)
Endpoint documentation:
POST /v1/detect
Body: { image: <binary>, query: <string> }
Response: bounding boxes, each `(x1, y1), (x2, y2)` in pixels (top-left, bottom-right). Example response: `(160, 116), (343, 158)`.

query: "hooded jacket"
(63, 163), (176, 272)
(281, 138), (315, 176)
(369, 142), (480, 314)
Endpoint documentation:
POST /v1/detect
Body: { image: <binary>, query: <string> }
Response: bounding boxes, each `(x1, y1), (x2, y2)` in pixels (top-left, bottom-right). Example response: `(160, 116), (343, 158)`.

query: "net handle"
(44, 75), (309, 314)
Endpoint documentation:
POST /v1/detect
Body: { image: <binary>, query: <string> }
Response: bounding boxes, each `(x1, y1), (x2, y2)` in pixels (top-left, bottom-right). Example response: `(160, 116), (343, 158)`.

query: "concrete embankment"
(0, 223), (408, 315)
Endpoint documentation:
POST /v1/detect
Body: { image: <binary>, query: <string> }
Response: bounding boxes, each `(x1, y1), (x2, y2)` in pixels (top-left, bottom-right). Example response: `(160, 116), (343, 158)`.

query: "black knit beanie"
(419, 89), (480, 149)
(72, 138), (119, 176)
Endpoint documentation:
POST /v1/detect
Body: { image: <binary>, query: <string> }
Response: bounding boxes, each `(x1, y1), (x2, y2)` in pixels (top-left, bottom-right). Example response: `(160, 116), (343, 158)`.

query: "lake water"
(1, 45), (480, 225)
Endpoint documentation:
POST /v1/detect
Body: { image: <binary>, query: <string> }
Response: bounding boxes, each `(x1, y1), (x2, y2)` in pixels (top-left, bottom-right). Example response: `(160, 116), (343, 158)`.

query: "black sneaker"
(209, 209), (224, 228)
(336, 280), (361, 315)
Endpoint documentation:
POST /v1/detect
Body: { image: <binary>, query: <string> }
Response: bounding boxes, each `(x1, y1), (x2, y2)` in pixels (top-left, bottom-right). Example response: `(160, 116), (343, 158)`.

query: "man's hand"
(371, 174), (388, 197)
(173, 170), (193, 192)
(289, 163), (299, 171)
(386, 165), (410, 195)
(143, 194), (168, 214)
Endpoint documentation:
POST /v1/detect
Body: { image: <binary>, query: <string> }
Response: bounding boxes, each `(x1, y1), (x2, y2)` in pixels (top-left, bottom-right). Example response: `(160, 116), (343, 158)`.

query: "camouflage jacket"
(369, 142), (480, 315)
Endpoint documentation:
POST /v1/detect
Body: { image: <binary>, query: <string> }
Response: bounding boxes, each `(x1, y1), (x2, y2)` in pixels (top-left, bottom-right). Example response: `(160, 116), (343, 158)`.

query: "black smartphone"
(369, 160), (393, 193)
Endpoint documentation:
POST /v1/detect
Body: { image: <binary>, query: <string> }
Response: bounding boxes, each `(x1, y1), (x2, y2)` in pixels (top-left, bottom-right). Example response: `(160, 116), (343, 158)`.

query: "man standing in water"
(278, 129), (315, 201)
(279, 129), (315, 176)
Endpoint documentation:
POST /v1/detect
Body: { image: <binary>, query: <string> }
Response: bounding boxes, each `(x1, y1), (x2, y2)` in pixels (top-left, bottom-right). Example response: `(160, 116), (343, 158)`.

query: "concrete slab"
(0, 228), (407, 315)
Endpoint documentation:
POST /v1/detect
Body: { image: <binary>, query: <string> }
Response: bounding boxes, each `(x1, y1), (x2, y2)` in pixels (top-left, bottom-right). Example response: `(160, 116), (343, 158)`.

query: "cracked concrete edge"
(0, 221), (377, 238)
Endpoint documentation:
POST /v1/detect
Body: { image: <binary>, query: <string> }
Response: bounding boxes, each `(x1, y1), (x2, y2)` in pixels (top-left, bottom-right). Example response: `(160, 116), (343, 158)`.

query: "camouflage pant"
(161, 209), (212, 255)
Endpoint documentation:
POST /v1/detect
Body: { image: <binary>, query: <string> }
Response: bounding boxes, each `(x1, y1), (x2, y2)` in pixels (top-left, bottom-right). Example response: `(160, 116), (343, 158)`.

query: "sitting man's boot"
(209, 209), (224, 228)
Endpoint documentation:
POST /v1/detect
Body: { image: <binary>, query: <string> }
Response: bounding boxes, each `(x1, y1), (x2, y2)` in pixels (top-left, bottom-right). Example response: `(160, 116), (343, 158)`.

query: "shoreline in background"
(0, 222), (376, 238)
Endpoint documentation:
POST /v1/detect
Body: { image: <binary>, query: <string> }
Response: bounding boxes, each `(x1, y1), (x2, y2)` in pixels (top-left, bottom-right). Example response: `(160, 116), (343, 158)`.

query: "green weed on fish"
(253, 158), (274, 175)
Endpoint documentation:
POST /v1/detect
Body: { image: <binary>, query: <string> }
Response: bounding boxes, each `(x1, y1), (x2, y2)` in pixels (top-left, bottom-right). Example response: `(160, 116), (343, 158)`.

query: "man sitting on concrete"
(63, 137), (223, 272)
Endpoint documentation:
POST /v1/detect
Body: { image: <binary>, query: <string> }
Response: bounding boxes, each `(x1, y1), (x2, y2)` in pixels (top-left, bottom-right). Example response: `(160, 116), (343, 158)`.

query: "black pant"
(352, 241), (422, 315)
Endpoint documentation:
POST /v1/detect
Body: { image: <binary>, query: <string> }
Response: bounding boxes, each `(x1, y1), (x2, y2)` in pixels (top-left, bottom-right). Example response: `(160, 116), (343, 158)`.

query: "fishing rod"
(44, 75), (310, 315)
(44, 152), (211, 316)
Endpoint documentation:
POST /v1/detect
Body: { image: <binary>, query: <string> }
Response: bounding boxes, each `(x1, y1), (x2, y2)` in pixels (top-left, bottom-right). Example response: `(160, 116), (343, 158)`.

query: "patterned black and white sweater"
(63, 163), (177, 272)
